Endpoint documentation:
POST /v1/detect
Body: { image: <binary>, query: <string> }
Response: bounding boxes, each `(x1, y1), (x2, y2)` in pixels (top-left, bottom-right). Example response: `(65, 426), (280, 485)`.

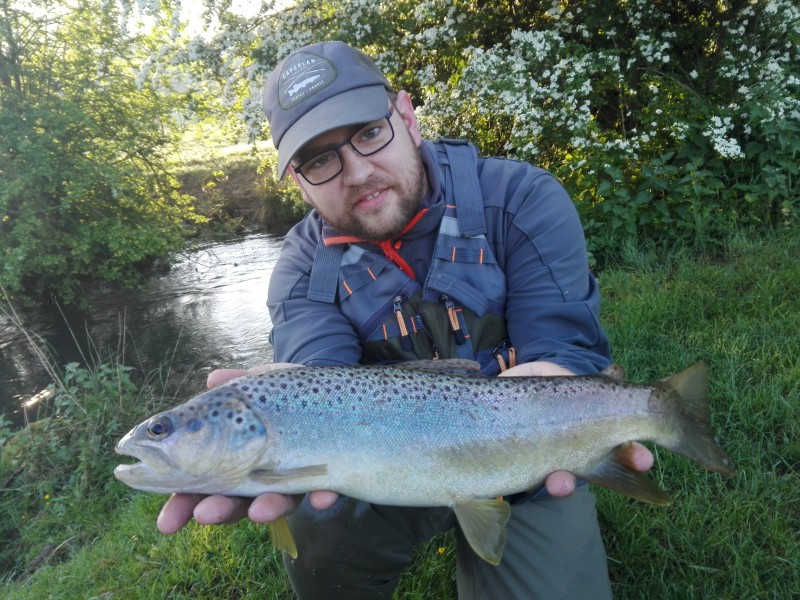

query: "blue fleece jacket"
(267, 141), (611, 375)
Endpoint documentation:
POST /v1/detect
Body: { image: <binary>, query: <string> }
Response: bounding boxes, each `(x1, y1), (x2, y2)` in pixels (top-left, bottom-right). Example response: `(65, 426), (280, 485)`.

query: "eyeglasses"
(293, 111), (395, 185)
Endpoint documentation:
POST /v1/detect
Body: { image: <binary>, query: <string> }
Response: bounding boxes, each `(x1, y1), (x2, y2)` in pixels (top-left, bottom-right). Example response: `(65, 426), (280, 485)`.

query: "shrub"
(151, 0), (799, 262)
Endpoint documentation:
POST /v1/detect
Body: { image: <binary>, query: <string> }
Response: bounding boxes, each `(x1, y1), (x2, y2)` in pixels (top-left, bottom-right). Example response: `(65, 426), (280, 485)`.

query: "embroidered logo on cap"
(278, 52), (336, 109)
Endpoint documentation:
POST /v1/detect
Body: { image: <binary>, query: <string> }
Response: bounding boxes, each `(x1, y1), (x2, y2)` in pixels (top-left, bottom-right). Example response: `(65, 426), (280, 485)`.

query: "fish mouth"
(114, 438), (178, 490)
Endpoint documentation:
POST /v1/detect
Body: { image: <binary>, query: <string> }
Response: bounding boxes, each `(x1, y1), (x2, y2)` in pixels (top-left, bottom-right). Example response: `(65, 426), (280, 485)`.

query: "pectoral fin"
(267, 517), (297, 559)
(582, 443), (672, 505)
(249, 464), (328, 484)
(453, 498), (511, 566)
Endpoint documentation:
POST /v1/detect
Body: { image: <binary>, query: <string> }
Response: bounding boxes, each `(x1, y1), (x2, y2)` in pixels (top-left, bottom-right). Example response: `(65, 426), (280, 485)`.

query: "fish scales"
(241, 367), (542, 504)
(117, 363), (705, 503)
(115, 360), (736, 565)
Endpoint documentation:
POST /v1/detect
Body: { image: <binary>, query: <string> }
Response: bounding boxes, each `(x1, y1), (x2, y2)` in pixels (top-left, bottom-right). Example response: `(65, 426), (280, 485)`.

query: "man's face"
(288, 91), (429, 241)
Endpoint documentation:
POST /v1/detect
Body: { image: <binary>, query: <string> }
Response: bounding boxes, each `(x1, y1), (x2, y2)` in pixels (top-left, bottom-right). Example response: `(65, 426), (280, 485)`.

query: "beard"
(313, 148), (428, 241)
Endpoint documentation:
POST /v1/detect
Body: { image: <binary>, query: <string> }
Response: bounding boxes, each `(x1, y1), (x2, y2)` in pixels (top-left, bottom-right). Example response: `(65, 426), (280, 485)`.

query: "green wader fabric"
(283, 486), (612, 600)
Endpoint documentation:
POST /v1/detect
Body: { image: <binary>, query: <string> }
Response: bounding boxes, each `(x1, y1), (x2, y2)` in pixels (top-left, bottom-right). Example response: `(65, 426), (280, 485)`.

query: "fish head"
(114, 385), (269, 494)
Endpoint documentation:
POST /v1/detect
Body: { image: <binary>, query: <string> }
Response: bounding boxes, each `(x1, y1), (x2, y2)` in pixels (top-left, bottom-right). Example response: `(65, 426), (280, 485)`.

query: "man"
(157, 41), (653, 599)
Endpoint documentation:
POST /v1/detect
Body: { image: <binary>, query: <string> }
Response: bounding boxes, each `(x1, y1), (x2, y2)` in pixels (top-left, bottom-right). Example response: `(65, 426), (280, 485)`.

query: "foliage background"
(142, 0), (800, 262)
(2, 0), (799, 304)
(0, 0), (208, 304)
(1, 1), (799, 597)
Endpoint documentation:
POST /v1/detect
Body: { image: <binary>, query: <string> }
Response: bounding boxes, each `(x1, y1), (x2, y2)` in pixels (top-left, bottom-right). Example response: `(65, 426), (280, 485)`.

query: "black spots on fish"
(187, 418), (203, 432)
(240, 385), (250, 392)
(211, 410), (220, 418)
(258, 395), (267, 404)
(249, 424), (257, 432)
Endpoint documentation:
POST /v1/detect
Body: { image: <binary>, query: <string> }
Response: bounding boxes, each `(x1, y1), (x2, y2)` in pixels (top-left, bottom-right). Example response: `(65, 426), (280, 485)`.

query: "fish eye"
(146, 417), (172, 440)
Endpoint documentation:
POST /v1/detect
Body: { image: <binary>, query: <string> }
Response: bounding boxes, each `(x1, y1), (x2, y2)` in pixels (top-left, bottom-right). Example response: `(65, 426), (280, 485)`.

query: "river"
(0, 232), (283, 429)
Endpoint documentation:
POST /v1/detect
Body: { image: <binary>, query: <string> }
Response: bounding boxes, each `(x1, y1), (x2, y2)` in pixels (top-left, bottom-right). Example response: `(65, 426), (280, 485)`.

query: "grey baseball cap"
(263, 41), (393, 178)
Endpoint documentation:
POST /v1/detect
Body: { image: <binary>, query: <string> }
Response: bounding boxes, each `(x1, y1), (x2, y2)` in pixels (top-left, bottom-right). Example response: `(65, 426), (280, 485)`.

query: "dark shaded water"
(0, 232), (283, 429)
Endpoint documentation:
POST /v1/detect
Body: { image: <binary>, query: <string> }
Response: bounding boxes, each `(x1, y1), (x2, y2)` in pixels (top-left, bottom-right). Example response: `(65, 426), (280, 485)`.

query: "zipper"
(393, 295), (413, 351)
(414, 315), (439, 359)
(441, 295), (467, 345)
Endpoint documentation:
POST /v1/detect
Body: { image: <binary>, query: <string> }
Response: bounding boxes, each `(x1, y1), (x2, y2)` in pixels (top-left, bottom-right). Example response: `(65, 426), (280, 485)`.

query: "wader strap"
(309, 138), (485, 303)
(437, 139), (487, 236)
(307, 241), (344, 303)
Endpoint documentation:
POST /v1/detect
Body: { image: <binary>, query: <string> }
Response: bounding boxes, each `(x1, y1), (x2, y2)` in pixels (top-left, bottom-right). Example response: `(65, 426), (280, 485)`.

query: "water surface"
(0, 232), (283, 428)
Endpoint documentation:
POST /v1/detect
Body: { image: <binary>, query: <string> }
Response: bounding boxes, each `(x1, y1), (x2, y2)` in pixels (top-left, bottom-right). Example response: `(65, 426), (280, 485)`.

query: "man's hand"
(157, 490), (339, 534)
(498, 360), (655, 498)
(156, 363), (340, 535)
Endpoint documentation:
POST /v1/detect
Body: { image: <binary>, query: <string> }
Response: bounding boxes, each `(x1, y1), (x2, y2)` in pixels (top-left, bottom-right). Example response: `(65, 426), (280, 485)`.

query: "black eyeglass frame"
(292, 110), (395, 186)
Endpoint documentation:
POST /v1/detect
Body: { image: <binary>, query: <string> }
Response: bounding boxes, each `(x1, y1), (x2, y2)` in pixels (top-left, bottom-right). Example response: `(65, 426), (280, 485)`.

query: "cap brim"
(277, 85), (389, 178)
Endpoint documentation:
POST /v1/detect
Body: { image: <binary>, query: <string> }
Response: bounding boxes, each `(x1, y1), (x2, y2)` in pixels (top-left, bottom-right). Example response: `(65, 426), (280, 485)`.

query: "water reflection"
(0, 232), (283, 428)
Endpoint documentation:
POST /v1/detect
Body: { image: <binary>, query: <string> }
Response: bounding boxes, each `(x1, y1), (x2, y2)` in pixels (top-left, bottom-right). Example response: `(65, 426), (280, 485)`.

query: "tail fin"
(655, 364), (737, 476)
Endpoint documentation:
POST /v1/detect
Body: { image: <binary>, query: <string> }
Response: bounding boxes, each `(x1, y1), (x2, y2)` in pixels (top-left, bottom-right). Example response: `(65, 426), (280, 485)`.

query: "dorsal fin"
(395, 359), (483, 375)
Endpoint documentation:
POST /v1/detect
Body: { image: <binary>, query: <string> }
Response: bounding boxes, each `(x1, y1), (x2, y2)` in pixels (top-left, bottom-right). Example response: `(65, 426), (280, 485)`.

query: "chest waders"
(285, 140), (613, 600)
(306, 139), (515, 371)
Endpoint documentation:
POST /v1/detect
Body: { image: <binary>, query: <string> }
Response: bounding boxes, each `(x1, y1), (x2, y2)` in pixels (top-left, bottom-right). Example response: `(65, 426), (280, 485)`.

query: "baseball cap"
(263, 41), (393, 178)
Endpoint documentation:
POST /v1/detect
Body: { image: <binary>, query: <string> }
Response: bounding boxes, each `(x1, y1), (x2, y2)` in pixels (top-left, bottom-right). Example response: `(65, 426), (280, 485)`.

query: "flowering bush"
(148, 0), (799, 261)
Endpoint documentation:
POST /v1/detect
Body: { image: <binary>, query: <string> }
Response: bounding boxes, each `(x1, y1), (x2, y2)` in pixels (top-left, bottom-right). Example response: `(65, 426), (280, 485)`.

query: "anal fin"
(453, 498), (511, 566)
(582, 443), (672, 505)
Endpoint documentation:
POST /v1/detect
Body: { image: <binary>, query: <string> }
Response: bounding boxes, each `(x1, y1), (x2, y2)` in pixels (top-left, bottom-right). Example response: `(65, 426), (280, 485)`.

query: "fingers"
(207, 369), (248, 389)
(622, 441), (655, 471)
(193, 495), (252, 525)
(308, 490), (339, 510)
(157, 491), (340, 533)
(248, 491), (338, 521)
(499, 361), (575, 377)
(247, 493), (301, 523)
(157, 494), (251, 533)
(544, 471), (577, 497)
(545, 442), (654, 499)
(157, 493), (206, 534)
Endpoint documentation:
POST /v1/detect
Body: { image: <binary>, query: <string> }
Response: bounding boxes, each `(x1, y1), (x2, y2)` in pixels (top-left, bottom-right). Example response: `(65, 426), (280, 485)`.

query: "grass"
(1, 230), (798, 599)
(596, 230), (800, 598)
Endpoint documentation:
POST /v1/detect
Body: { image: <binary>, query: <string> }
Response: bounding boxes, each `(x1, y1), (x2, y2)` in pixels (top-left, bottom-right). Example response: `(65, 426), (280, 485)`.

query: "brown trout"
(115, 360), (735, 565)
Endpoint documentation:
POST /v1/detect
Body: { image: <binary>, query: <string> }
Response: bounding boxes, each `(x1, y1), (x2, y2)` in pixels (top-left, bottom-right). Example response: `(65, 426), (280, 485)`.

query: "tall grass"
(1, 231), (798, 599)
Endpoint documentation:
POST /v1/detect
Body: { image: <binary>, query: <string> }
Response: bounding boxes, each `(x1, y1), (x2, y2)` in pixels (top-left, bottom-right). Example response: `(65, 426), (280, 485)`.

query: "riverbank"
(171, 142), (308, 237)
(2, 231), (799, 598)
